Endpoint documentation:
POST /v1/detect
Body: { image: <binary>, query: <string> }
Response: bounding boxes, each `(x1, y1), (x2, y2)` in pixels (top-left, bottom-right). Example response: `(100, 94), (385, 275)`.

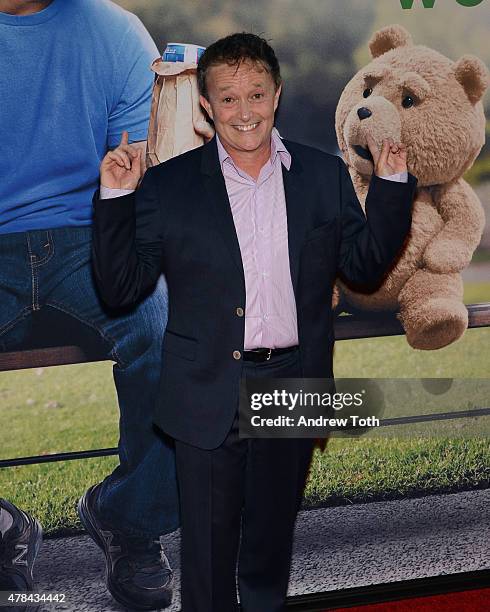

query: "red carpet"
(328, 586), (490, 611)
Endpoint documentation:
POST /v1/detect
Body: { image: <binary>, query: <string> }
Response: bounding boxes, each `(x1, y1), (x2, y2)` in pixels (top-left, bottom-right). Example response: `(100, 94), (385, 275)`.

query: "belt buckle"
(265, 348), (272, 361)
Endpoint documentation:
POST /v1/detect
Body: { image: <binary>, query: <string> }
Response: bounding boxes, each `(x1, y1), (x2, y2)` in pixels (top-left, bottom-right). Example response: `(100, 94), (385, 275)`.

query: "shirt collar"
(216, 127), (291, 173)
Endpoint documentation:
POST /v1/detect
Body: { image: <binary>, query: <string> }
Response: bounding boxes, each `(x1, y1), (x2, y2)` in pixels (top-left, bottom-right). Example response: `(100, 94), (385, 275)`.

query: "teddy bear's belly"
(341, 192), (444, 311)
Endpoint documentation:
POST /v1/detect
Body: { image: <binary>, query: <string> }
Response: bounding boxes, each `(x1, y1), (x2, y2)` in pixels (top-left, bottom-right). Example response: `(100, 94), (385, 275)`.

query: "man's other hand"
(101, 131), (142, 189)
(366, 135), (408, 177)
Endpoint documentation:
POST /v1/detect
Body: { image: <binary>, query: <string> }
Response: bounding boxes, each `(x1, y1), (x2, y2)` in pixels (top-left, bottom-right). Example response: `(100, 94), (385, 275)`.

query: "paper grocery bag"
(146, 58), (207, 168)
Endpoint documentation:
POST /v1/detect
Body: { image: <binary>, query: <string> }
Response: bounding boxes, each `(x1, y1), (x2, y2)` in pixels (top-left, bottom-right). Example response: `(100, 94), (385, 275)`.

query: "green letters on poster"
(400, 0), (484, 8)
(400, 0), (436, 7)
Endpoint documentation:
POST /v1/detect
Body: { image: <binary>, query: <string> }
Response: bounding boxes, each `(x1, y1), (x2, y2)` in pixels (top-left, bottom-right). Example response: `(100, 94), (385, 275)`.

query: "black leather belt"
(243, 346), (298, 363)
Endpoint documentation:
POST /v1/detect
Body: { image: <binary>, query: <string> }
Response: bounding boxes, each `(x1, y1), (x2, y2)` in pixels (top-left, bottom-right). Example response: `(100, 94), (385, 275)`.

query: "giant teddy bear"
(335, 24), (488, 350)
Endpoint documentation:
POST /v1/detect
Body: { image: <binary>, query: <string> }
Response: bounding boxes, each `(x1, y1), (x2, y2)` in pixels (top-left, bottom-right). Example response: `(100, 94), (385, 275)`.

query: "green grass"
(0, 362), (120, 535)
(306, 437), (489, 509)
(1, 285), (489, 535)
(0, 362), (118, 458)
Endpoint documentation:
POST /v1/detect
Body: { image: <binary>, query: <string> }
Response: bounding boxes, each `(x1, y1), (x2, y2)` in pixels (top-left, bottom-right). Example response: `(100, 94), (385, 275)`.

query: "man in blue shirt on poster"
(0, 1), (178, 609)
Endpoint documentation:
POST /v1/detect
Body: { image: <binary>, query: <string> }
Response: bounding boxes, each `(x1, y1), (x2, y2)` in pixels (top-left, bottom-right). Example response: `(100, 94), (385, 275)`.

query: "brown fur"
(334, 24), (488, 350)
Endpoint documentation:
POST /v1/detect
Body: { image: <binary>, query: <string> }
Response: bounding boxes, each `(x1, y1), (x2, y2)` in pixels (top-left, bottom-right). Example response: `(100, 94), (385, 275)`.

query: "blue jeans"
(0, 227), (179, 538)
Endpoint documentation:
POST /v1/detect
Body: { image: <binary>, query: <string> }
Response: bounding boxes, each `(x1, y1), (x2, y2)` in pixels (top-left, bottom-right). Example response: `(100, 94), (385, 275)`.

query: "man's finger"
(108, 151), (127, 166)
(120, 144), (139, 158)
(120, 130), (129, 146)
(365, 134), (380, 166)
(131, 148), (142, 171)
(121, 152), (132, 170)
(377, 139), (390, 171)
(391, 142), (407, 162)
(106, 151), (126, 168)
(397, 143), (407, 159)
(109, 150), (131, 169)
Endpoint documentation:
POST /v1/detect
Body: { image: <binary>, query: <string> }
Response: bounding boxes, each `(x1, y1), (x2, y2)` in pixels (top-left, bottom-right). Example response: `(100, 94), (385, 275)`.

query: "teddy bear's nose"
(357, 107), (372, 120)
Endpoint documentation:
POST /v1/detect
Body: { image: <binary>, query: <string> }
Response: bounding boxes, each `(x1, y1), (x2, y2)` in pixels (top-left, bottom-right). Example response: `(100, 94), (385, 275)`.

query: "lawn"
(0, 283), (489, 535)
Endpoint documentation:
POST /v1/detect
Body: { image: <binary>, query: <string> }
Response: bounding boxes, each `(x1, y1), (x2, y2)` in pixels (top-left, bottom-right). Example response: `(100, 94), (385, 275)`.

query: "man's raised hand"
(100, 131), (142, 190)
(366, 135), (408, 177)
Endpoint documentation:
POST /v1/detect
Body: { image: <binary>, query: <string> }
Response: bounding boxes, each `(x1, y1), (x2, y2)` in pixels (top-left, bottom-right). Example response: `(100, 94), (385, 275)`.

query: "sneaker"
(0, 498), (43, 611)
(77, 484), (173, 611)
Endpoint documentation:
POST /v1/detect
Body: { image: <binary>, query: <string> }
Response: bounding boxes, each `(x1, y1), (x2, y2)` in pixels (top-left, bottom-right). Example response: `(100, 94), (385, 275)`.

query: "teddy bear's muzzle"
(343, 95), (402, 175)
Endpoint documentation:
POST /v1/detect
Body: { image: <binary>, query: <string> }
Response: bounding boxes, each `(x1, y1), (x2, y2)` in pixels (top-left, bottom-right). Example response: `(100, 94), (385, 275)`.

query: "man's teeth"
(234, 123), (259, 132)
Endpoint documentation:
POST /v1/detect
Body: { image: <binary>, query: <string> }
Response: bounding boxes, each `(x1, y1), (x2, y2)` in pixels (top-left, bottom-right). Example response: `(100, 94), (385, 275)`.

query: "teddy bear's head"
(335, 25), (488, 186)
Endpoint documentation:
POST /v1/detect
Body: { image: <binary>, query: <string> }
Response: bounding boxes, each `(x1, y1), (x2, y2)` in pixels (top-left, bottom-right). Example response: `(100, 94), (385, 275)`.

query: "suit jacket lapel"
(282, 145), (308, 296)
(201, 138), (244, 276)
(200, 137), (308, 294)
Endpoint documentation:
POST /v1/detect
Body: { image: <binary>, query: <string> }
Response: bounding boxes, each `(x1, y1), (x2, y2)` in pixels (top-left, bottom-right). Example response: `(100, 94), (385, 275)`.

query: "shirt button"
(236, 307), (244, 317)
(233, 350), (242, 360)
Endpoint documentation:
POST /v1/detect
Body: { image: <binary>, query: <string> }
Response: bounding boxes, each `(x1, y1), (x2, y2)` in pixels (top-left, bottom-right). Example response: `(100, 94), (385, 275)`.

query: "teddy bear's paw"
(402, 298), (468, 350)
(422, 239), (471, 273)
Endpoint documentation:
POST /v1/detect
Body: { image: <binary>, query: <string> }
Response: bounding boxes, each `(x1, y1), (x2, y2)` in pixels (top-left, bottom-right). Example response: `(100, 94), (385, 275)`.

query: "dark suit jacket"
(92, 137), (417, 449)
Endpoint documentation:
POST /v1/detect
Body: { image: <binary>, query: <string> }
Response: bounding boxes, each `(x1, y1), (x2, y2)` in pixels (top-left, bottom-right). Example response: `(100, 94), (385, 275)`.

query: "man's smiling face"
(200, 59), (281, 160)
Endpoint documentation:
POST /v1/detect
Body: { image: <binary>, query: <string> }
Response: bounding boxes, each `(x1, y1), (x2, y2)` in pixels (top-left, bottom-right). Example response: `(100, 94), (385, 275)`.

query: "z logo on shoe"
(13, 544), (28, 566)
(100, 530), (122, 555)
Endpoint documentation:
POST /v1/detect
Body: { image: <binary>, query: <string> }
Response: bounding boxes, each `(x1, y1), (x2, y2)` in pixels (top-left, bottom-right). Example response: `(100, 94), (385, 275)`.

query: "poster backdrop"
(113, 0), (490, 593)
(117, 0), (490, 253)
(0, 0), (488, 603)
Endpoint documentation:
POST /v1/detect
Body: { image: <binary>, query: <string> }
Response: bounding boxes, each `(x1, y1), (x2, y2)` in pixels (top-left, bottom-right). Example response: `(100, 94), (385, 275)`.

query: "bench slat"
(0, 346), (104, 372)
(1, 303), (488, 372)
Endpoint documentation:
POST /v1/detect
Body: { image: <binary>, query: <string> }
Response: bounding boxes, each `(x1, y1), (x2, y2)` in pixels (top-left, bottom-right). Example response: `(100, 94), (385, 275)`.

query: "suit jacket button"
(233, 350), (242, 360)
(236, 307), (244, 317)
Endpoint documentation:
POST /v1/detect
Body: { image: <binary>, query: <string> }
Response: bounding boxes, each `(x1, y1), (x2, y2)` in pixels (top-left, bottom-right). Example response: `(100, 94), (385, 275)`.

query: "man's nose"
(239, 99), (251, 121)
(357, 107), (372, 120)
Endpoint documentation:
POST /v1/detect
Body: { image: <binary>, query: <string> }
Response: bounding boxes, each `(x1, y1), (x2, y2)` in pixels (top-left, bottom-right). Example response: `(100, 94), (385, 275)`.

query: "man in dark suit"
(91, 33), (417, 612)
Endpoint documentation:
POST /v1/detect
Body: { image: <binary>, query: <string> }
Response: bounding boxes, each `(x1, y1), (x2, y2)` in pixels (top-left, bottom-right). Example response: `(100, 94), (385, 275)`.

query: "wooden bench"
(1, 302), (489, 468)
(1, 302), (489, 372)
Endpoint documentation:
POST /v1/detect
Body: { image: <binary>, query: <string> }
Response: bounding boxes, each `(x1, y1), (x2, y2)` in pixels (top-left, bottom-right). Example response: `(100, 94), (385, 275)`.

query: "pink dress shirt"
(101, 130), (407, 351)
(216, 128), (298, 350)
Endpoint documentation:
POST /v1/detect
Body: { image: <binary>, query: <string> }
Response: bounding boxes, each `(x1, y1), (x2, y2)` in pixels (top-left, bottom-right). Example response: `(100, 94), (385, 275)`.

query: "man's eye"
(363, 88), (373, 98)
(223, 97), (234, 104)
(252, 93), (263, 100)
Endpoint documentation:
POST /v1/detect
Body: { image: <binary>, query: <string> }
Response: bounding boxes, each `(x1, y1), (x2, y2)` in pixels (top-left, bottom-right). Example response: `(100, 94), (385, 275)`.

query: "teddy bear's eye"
(402, 95), (415, 108)
(363, 88), (373, 98)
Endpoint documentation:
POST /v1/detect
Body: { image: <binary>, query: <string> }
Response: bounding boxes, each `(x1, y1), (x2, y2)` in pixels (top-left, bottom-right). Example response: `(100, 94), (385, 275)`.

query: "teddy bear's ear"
(454, 55), (489, 104)
(369, 25), (413, 59)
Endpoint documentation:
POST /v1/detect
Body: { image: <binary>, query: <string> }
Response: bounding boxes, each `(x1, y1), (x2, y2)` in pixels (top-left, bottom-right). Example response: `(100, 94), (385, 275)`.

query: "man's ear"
(199, 95), (213, 121)
(274, 84), (282, 111)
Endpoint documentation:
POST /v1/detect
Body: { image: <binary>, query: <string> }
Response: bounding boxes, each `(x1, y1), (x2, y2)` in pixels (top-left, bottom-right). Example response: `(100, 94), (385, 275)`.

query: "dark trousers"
(175, 349), (314, 612)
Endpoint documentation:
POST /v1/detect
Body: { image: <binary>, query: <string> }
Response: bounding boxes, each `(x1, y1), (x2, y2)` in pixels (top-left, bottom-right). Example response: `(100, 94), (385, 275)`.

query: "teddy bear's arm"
(422, 179), (485, 274)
